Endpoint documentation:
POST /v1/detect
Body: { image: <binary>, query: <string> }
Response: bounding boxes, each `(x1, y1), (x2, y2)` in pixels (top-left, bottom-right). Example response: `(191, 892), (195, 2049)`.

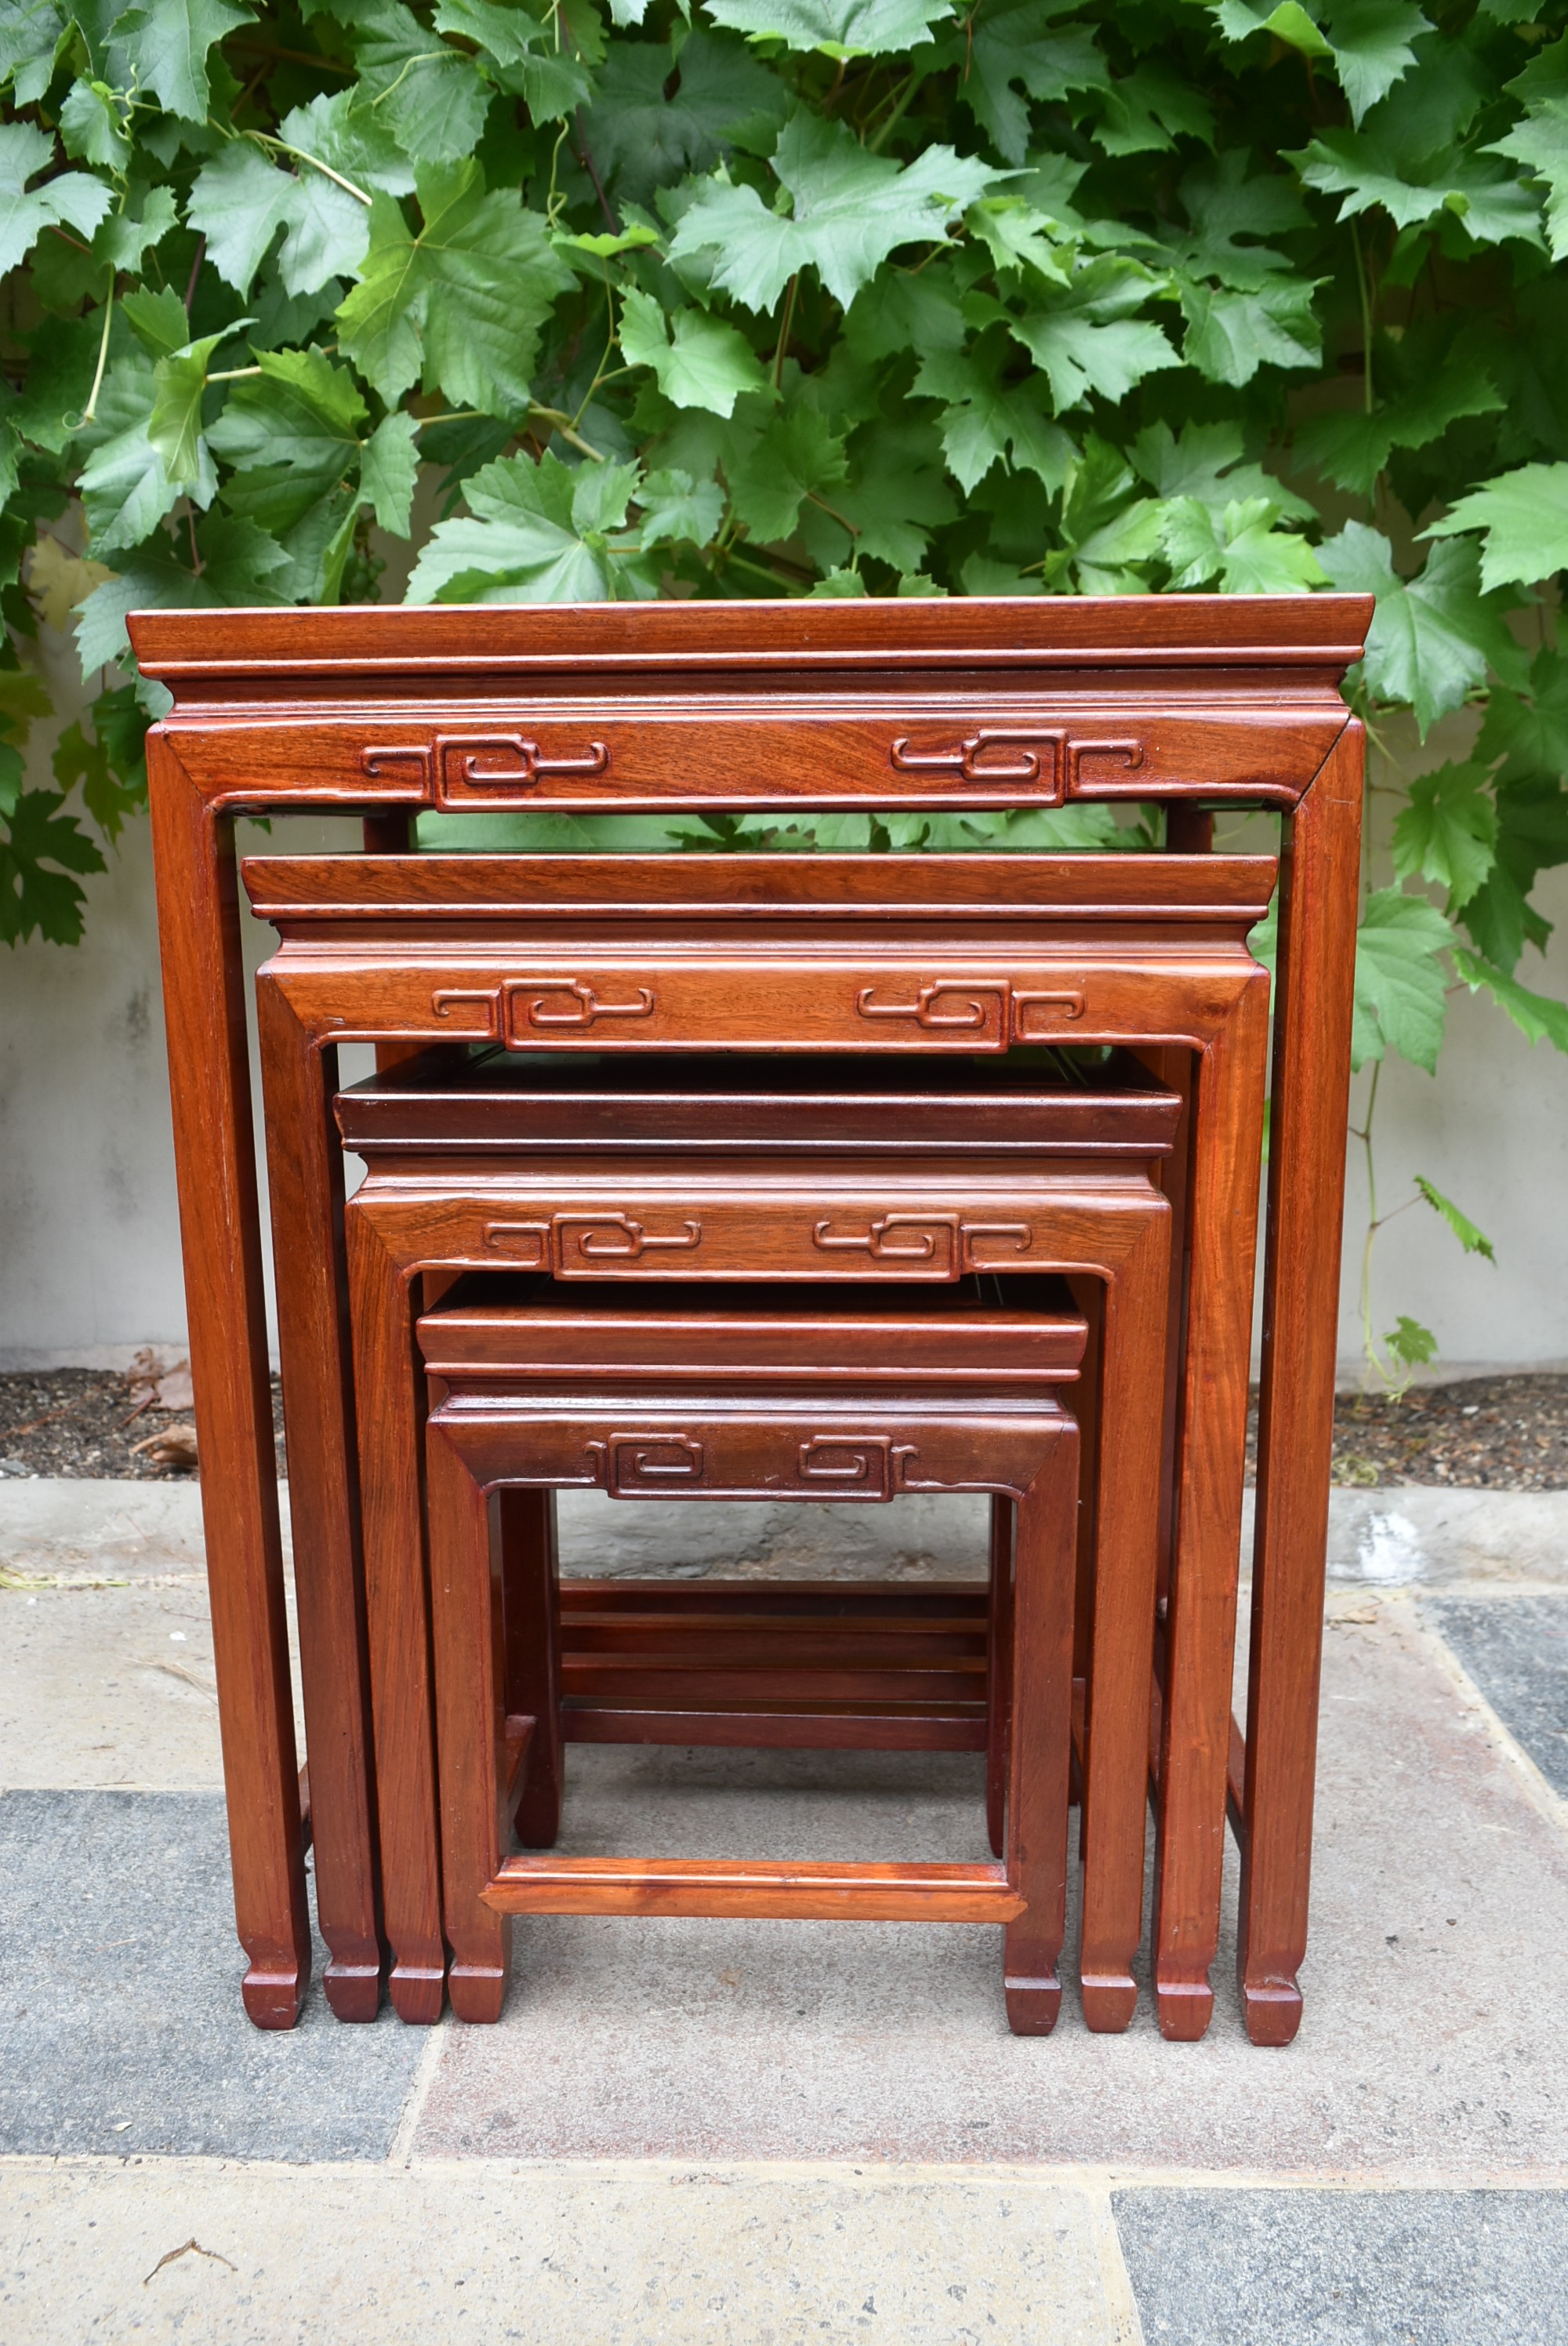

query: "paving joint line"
(1392, 1591), (1568, 1845)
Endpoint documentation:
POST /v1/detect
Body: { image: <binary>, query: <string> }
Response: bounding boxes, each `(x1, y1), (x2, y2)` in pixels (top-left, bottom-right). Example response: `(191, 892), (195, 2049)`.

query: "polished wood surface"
(136, 594), (1367, 2041)
(339, 1084), (1171, 2027)
(419, 1313), (1081, 2029)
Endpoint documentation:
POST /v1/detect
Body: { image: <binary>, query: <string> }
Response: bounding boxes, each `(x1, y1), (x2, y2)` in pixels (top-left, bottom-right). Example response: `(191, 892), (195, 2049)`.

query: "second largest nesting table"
(131, 594), (1369, 2046)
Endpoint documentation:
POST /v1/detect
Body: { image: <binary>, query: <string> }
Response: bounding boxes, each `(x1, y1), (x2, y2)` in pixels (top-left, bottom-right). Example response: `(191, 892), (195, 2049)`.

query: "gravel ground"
(0, 1368), (286, 1482)
(1, 1367), (1564, 1489)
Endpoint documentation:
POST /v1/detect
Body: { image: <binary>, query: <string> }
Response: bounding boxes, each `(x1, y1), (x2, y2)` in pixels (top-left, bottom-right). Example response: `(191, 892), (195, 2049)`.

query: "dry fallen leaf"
(143, 2239), (238, 2286)
(130, 1424), (198, 1471)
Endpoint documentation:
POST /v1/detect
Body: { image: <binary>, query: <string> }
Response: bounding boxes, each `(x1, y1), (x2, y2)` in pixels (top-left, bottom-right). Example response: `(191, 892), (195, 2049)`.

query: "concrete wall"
(2, 631), (1565, 1378)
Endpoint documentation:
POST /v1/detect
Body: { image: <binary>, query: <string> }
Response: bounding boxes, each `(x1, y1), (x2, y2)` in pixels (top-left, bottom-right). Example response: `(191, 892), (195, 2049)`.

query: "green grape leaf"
(1321, 0), (1432, 126)
(619, 287), (768, 416)
(60, 78), (130, 172)
(339, 0), (492, 163)
(1294, 127), (1543, 246)
(964, 198), (1071, 287)
(1383, 1314), (1438, 1373)
(278, 89), (417, 198)
(1319, 523), (1524, 734)
(1179, 275), (1320, 386)
(1414, 1173), (1496, 1262)
(637, 465), (724, 550)
(1167, 151), (1308, 291)
(76, 357), (187, 555)
(1451, 944), (1568, 1053)
(108, 0), (254, 122)
(0, 121), (111, 276)
(582, 33), (786, 209)
(1423, 462), (1568, 592)
(187, 137), (372, 303)
(1131, 417), (1315, 518)
(359, 409), (419, 536)
(1295, 350), (1504, 495)
(405, 449), (637, 603)
(669, 114), (1002, 312)
(1093, 64), (1214, 159)
(1212, 0), (1333, 57)
(1352, 884), (1453, 1071)
(1461, 769), (1568, 971)
(1490, 38), (1568, 258)
(1009, 256), (1179, 413)
(935, 0), (1107, 168)
(1160, 495), (1325, 592)
(1391, 758), (1497, 906)
(702, 0), (955, 60)
(147, 329), (229, 490)
(727, 401), (847, 540)
(1475, 647), (1568, 777)
(52, 713), (143, 841)
(0, 787), (106, 946)
(913, 340), (1073, 492)
(121, 284), (191, 357)
(336, 162), (575, 412)
(804, 418), (955, 571)
(0, 0), (69, 108)
(73, 512), (290, 674)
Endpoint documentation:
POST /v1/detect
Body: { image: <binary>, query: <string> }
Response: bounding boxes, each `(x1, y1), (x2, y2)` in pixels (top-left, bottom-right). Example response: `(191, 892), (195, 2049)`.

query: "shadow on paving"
(0, 1792), (423, 2160)
(1425, 1594), (1568, 1799)
(1114, 2188), (1568, 2346)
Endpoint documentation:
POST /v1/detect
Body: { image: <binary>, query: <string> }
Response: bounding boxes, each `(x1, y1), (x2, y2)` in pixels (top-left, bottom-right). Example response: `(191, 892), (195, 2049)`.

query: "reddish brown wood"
(145, 735), (309, 2028)
(1241, 722), (1364, 2046)
(486, 1857), (1023, 1922)
(132, 596), (1368, 2036)
(254, 980), (383, 2018)
(419, 1309), (1080, 2025)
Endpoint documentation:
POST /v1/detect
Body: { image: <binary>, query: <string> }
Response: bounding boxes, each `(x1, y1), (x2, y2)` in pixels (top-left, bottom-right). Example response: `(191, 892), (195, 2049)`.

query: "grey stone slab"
(2, 1586), (227, 1789)
(1113, 2188), (1568, 2345)
(0, 2159), (1141, 2346)
(1425, 1595), (1568, 1798)
(0, 1791), (423, 2160)
(413, 1608), (1568, 2171)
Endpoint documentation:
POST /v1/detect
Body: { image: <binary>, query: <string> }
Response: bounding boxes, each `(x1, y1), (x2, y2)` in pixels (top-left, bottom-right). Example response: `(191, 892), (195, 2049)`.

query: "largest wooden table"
(129, 595), (1369, 2045)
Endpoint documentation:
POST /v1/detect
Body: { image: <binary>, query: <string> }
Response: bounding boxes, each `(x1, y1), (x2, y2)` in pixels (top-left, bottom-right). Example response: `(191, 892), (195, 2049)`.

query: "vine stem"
(772, 273), (800, 387)
(239, 129), (373, 208)
(1349, 216), (1374, 419)
(1353, 1059), (1385, 1380)
(529, 403), (604, 462)
(81, 267), (116, 426)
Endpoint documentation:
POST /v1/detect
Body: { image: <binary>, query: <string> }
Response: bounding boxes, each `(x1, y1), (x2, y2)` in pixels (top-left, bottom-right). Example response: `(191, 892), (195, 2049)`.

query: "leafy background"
(2, 0), (1566, 1377)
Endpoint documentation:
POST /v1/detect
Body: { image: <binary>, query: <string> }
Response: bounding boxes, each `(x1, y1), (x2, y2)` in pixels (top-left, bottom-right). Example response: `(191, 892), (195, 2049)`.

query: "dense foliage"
(2, 0), (1568, 1368)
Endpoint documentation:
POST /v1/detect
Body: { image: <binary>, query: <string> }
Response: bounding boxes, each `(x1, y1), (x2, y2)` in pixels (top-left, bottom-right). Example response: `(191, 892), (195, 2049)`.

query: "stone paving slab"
(0, 1585), (228, 1789)
(412, 1603), (1568, 2172)
(0, 1792), (423, 2162)
(1114, 2187), (1568, 2345)
(0, 2159), (1140, 2346)
(1424, 1594), (1568, 1799)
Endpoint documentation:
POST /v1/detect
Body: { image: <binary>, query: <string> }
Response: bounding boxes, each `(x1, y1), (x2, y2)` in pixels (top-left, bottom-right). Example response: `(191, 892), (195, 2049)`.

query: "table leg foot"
(1155, 1975), (1214, 2041)
(1004, 1972), (1061, 2036)
(241, 1962), (308, 2031)
(390, 1964), (447, 2025)
(1080, 1973), (1138, 2033)
(449, 1963), (506, 2025)
(1240, 1976), (1303, 2046)
(324, 1960), (383, 2022)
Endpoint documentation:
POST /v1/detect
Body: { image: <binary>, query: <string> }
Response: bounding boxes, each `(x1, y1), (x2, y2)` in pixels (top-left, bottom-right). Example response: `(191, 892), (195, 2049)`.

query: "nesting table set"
(132, 595), (1369, 2046)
